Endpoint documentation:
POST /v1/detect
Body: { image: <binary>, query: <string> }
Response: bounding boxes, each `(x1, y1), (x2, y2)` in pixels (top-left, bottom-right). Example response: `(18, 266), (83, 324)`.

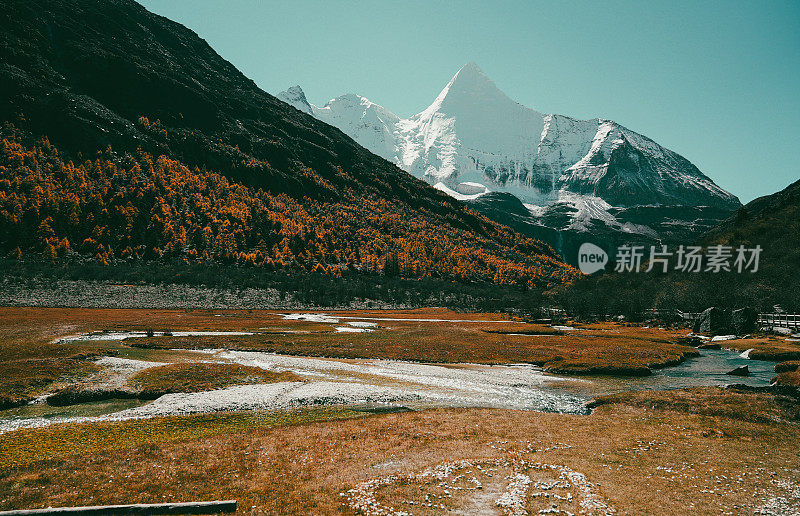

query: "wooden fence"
(759, 313), (800, 329)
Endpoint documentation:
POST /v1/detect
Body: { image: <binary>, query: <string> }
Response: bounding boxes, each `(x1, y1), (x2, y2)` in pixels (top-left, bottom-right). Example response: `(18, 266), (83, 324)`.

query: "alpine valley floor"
(0, 307), (798, 515)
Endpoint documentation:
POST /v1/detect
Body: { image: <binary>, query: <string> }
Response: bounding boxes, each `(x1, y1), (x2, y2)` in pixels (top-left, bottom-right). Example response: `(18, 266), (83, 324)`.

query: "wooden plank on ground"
(0, 500), (237, 515)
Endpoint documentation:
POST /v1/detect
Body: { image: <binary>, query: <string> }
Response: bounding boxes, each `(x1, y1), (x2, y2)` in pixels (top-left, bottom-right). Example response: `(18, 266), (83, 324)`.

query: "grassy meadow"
(0, 307), (798, 514)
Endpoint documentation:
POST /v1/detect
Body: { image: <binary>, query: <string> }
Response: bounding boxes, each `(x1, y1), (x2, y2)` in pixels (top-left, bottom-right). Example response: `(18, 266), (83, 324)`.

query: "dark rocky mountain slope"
(548, 178), (800, 316)
(0, 0), (577, 287)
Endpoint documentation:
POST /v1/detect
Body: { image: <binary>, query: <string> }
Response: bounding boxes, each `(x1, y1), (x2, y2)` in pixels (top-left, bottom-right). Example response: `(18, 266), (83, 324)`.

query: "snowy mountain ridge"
(277, 63), (740, 260)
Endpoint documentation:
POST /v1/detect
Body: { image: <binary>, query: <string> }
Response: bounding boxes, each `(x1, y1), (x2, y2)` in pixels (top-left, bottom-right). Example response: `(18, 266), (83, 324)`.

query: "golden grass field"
(0, 390), (798, 514)
(131, 325), (700, 377)
(718, 336), (800, 362)
(128, 363), (302, 396)
(0, 307), (705, 406)
(0, 307), (799, 514)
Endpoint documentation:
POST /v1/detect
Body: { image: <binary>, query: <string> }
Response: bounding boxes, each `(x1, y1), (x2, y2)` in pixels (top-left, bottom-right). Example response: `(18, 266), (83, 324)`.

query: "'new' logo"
(577, 243), (608, 274)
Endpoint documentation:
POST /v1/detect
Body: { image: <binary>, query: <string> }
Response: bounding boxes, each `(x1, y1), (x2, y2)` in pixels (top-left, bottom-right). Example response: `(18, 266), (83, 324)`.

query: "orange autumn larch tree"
(0, 132), (579, 288)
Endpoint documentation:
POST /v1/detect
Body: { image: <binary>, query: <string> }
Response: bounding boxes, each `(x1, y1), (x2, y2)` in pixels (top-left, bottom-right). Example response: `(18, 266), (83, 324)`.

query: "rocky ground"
(0, 279), (401, 310)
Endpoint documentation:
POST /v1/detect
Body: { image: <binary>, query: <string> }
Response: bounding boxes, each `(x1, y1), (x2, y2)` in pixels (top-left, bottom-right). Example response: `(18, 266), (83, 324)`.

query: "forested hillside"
(0, 128), (576, 288)
(0, 0), (578, 289)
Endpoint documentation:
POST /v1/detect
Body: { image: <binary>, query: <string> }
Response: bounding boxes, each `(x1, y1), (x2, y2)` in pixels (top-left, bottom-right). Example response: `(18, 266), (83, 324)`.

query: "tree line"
(0, 128), (579, 289)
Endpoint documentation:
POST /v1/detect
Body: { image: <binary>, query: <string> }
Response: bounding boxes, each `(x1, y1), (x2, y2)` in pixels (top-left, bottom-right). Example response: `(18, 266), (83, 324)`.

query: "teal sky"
(137, 0), (799, 203)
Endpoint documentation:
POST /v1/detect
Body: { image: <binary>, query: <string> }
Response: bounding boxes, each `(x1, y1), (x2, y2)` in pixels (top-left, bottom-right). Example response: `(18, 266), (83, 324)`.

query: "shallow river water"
(0, 336), (780, 435)
(563, 348), (778, 397)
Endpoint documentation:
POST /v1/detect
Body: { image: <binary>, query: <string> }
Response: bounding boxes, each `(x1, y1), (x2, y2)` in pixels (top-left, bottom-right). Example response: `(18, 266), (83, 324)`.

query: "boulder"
(731, 307), (758, 334)
(677, 335), (705, 346)
(693, 307), (731, 336)
(726, 365), (749, 377)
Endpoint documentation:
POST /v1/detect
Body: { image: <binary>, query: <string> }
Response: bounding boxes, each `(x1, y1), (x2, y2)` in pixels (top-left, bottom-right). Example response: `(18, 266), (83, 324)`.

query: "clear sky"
(137, 0), (799, 203)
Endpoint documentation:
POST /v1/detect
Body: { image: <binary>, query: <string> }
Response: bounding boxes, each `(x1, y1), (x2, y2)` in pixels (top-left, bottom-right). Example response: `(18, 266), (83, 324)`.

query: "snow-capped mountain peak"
(422, 61), (530, 118)
(276, 86), (401, 158)
(275, 62), (737, 209)
(276, 85), (312, 114)
(397, 62), (546, 186)
(275, 63), (740, 260)
(315, 93), (400, 127)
